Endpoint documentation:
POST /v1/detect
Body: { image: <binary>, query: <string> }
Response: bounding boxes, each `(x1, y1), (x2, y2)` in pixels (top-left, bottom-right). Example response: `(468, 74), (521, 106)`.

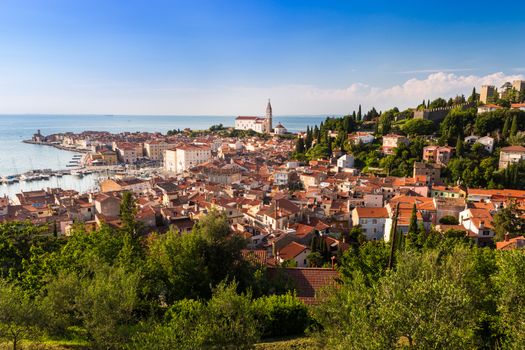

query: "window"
(372, 219), (377, 224)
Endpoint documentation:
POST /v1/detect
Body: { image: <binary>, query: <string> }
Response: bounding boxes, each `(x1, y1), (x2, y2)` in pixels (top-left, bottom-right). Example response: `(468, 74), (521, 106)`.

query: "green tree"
(492, 201), (524, 241)
(305, 126), (313, 149)
(295, 137), (305, 154)
(494, 251), (525, 348)
(316, 247), (478, 349)
(120, 191), (140, 238)
(253, 293), (310, 338)
(307, 251), (324, 267)
(456, 137), (464, 158)
(402, 119), (435, 136)
(144, 210), (254, 303)
(76, 265), (140, 348)
(408, 204), (418, 236)
(510, 114), (518, 137)
(502, 116), (511, 139)
(439, 215), (459, 225)
(131, 282), (260, 350)
(0, 280), (45, 350)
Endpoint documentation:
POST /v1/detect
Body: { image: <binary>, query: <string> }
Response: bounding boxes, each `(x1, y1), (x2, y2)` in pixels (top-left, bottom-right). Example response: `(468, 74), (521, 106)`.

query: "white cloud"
(0, 72), (522, 115)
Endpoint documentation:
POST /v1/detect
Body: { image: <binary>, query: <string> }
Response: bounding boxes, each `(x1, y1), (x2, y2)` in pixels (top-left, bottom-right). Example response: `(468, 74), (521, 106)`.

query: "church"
(235, 100), (273, 133)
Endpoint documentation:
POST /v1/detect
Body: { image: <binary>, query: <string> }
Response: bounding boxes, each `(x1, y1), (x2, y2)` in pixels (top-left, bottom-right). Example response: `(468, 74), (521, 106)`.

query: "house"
(260, 198), (302, 230)
(274, 170), (290, 186)
(276, 241), (310, 267)
(382, 134), (409, 154)
(170, 144), (212, 173)
(144, 140), (171, 161)
(337, 154), (355, 169)
(422, 146), (453, 165)
(477, 136), (495, 153)
(99, 178), (151, 195)
(477, 104), (503, 114)
(433, 197), (466, 224)
(459, 207), (495, 247)
(93, 193), (121, 217)
(511, 103), (525, 111)
(413, 162), (442, 185)
(430, 186), (466, 199)
(499, 146), (525, 169)
(496, 235), (525, 250)
(164, 149), (178, 173)
(114, 143), (143, 164)
(351, 207), (389, 240)
(348, 132), (375, 145)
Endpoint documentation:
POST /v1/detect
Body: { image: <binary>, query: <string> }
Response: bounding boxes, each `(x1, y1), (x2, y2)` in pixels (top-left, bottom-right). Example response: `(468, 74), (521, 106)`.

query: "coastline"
(22, 140), (88, 153)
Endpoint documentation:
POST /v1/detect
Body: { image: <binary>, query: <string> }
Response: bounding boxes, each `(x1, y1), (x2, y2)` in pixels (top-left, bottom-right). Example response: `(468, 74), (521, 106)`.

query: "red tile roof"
(278, 241), (308, 260)
(267, 267), (340, 304)
(354, 207), (388, 218)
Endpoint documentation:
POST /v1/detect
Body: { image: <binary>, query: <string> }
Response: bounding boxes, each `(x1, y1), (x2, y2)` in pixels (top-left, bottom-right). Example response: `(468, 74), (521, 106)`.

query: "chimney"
(331, 255), (336, 270)
(272, 241), (276, 257)
(505, 233), (510, 242)
(479, 220), (484, 229)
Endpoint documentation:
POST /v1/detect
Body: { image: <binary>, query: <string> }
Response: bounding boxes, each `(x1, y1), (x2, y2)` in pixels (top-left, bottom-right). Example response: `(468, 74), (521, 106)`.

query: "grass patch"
(256, 336), (320, 350)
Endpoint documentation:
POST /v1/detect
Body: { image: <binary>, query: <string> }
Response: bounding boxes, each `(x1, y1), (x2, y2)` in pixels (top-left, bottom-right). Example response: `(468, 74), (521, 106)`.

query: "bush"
(253, 293), (311, 338)
(130, 282), (260, 350)
(439, 215), (459, 225)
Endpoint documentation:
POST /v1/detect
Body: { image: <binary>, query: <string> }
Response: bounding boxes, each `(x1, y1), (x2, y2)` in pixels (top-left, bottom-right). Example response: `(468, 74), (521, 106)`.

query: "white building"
(164, 144), (212, 173)
(175, 144), (212, 173)
(351, 207), (388, 241)
(144, 140), (171, 161)
(273, 123), (287, 135)
(164, 149), (177, 173)
(337, 154), (355, 169)
(459, 207), (495, 247)
(348, 132), (375, 145)
(477, 136), (495, 153)
(276, 241), (310, 267)
(499, 146), (525, 169)
(477, 104), (502, 114)
(382, 134), (409, 154)
(235, 100), (273, 133)
(274, 170), (290, 186)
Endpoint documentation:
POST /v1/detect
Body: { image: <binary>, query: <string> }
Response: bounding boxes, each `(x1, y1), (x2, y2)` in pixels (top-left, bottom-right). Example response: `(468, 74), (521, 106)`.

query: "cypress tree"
(502, 117), (511, 139)
(455, 136), (464, 157)
(510, 114), (518, 137)
(295, 137), (305, 154)
(470, 87), (477, 102)
(305, 126), (313, 149)
(408, 204), (418, 235)
(352, 111), (356, 121)
(310, 235), (318, 252)
(357, 105), (362, 121)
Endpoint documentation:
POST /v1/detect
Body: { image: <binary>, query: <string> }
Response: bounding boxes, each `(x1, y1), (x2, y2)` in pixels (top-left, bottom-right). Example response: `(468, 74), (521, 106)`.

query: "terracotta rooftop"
(267, 267), (340, 305)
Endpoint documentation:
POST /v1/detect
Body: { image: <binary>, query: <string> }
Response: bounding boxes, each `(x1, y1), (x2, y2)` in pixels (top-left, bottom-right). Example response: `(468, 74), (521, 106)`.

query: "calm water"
(0, 114), (327, 198)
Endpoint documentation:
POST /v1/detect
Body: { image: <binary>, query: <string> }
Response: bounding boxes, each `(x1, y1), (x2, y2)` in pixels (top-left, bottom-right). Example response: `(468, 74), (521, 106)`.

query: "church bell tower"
(265, 99), (273, 133)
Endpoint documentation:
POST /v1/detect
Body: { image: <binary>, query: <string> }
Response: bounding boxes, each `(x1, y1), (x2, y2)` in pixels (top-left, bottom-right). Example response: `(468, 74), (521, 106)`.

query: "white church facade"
(235, 100), (273, 134)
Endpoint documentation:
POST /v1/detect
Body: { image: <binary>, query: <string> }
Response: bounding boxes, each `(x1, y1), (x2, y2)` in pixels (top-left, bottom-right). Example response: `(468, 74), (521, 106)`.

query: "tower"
(266, 99), (273, 133)
(480, 85), (495, 104)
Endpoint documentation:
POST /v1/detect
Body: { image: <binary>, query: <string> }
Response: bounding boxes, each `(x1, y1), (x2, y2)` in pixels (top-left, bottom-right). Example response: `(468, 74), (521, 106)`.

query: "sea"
(0, 114), (327, 198)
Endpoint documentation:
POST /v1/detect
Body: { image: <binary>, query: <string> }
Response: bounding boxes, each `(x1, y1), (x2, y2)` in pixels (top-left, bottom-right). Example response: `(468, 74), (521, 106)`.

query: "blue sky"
(0, 0), (524, 115)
